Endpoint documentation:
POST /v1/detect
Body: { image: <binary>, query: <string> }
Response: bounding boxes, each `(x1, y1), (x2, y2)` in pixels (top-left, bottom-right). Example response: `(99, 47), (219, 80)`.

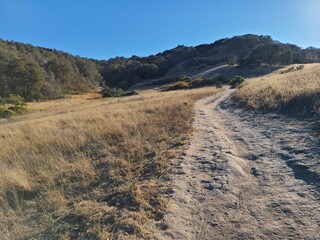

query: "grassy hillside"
(237, 64), (320, 118)
(0, 39), (101, 101)
(0, 87), (220, 239)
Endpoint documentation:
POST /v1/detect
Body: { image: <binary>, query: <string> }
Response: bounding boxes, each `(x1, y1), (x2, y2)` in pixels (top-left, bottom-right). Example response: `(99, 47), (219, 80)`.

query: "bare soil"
(158, 89), (320, 239)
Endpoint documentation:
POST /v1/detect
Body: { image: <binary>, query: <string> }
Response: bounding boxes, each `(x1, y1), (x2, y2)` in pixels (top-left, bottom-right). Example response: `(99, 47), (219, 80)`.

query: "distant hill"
(1, 34), (320, 101)
(101, 34), (320, 89)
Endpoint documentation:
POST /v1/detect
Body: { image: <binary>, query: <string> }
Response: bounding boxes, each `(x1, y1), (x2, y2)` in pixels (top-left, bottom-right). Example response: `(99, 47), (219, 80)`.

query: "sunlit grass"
(237, 63), (320, 117)
(0, 87), (220, 239)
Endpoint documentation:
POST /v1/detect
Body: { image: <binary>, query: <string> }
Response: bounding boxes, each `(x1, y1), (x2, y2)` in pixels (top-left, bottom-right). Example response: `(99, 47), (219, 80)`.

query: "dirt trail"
(158, 89), (320, 240)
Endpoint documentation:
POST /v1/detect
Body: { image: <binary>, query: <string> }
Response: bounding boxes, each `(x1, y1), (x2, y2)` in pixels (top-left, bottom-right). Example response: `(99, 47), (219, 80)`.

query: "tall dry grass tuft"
(0, 88), (219, 239)
(237, 64), (320, 117)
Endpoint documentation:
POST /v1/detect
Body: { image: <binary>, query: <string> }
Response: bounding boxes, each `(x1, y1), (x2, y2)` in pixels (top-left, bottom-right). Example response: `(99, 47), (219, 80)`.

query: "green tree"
(5, 59), (45, 100)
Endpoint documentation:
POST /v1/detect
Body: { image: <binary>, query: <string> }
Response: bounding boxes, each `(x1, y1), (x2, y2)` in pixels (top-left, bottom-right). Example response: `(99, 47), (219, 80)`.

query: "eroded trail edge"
(159, 90), (320, 240)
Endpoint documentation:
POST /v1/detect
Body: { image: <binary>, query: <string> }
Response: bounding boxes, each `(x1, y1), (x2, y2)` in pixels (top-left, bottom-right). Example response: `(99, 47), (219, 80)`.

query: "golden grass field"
(237, 63), (320, 117)
(0, 87), (219, 239)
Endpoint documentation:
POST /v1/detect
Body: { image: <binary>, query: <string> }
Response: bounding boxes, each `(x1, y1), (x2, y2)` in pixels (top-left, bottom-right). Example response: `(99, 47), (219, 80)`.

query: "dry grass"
(164, 77), (208, 91)
(237, 64), (320, 117)
(0, 87), (220, 239)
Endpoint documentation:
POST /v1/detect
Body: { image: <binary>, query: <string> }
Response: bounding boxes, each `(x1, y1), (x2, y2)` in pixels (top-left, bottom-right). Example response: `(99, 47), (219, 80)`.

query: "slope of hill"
(237, 63), (320, 119)
(0, 39), (101, 101)
(101, 35), (320, 89)
(1, 34), (320, 101)
(0, 87), (220, 239)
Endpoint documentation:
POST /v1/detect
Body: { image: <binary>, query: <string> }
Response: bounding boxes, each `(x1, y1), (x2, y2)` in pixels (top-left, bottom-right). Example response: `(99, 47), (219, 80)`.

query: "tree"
(228, 55), (238, 66)
(230, 76), (245, 88)
(5, 59), (45, 100)
(137, 64), (159, 79)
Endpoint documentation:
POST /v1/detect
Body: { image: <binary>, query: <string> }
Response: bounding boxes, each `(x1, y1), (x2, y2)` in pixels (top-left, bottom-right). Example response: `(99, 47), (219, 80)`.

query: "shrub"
(8, 104), (28, 114)
(165, 76), (216, 91)
(0, 107), (16, 118)
(99, 88), (138, 98)
(228, 55), (238, 66)
(0, 97), (5, 105)
(230, 76), (245, 88)
(165, 81), (191, 91)
(178, 75), (192, 82)
(216, 82), (223, 88)
(296, 65), (305, 71)
(280, 67), (295, 74)
(123, 90), (139, 97)
(6, 94), (25, 105)
(191, 77), (206, 87)
(280, 65), (304, 74)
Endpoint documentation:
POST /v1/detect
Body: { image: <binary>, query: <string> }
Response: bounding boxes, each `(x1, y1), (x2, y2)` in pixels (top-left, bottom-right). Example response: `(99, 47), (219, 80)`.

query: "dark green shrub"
(230, 76), (245, 88)
(216, 82), (223, 88)
(280, 67), (295, 74)
(177, 75), (192, 82)
(296, 65), (304, 71)
(99, 88), (138, 98)
(280, 65), (305, 74)
(0, 97), (5, 105)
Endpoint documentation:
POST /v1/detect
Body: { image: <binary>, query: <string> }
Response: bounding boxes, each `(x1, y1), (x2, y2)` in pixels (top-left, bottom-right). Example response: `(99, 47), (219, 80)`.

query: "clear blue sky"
(0, 0), (319, 59)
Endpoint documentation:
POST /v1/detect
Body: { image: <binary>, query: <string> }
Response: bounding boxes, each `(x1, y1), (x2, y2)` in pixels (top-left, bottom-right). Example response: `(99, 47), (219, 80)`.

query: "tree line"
(0, 39), (101, 101)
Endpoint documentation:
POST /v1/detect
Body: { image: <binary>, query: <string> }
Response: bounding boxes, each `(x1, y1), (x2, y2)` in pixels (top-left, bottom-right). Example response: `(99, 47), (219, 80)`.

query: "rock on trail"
(158, 89), (320, 240)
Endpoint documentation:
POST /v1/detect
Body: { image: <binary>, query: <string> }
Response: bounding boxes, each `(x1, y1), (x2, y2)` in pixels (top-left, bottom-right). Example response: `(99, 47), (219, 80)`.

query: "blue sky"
(0, 0), (319, 59)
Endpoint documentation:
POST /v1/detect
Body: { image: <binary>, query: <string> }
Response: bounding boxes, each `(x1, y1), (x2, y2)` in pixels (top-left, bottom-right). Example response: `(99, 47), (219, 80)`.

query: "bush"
(0, 107), (16, 118)
(216, 76), (228, 84)
(280, 67), (295, 74)
(99, 88), (138, 98)
(296, 65), (305, 71)
(165, 81), (191, 91)
(6, 94), (25, 105)
(191, 77), (206, 87)
(228, 55), (238, 66)
(177, 75), (192, 82)
(280, 65), (304, 74)
(8, 104), (28, 114)
(216, 82), (223, 88)
(230, 76), (245, 88)
(0, 97), (28, 118)
(0, 97), (6, 105)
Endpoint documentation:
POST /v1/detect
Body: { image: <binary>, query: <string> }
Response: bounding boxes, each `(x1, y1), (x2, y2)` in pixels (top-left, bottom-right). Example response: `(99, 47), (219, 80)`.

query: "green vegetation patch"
(280, 65), (304, 74)
(230, 76), (245, 88)
(99, 88), (138, 98)
(0, 95), (28, 118)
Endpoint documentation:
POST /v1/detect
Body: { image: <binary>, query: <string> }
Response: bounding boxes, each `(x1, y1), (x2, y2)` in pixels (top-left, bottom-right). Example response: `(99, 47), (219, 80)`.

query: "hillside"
(1, 34), (320, 239)
(237, 63), (320, 118)
(0, 39), (101, 101)
(0, 87), (220, 239)
(1, 34), (320, 101)
(101, 34), (320, 89)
